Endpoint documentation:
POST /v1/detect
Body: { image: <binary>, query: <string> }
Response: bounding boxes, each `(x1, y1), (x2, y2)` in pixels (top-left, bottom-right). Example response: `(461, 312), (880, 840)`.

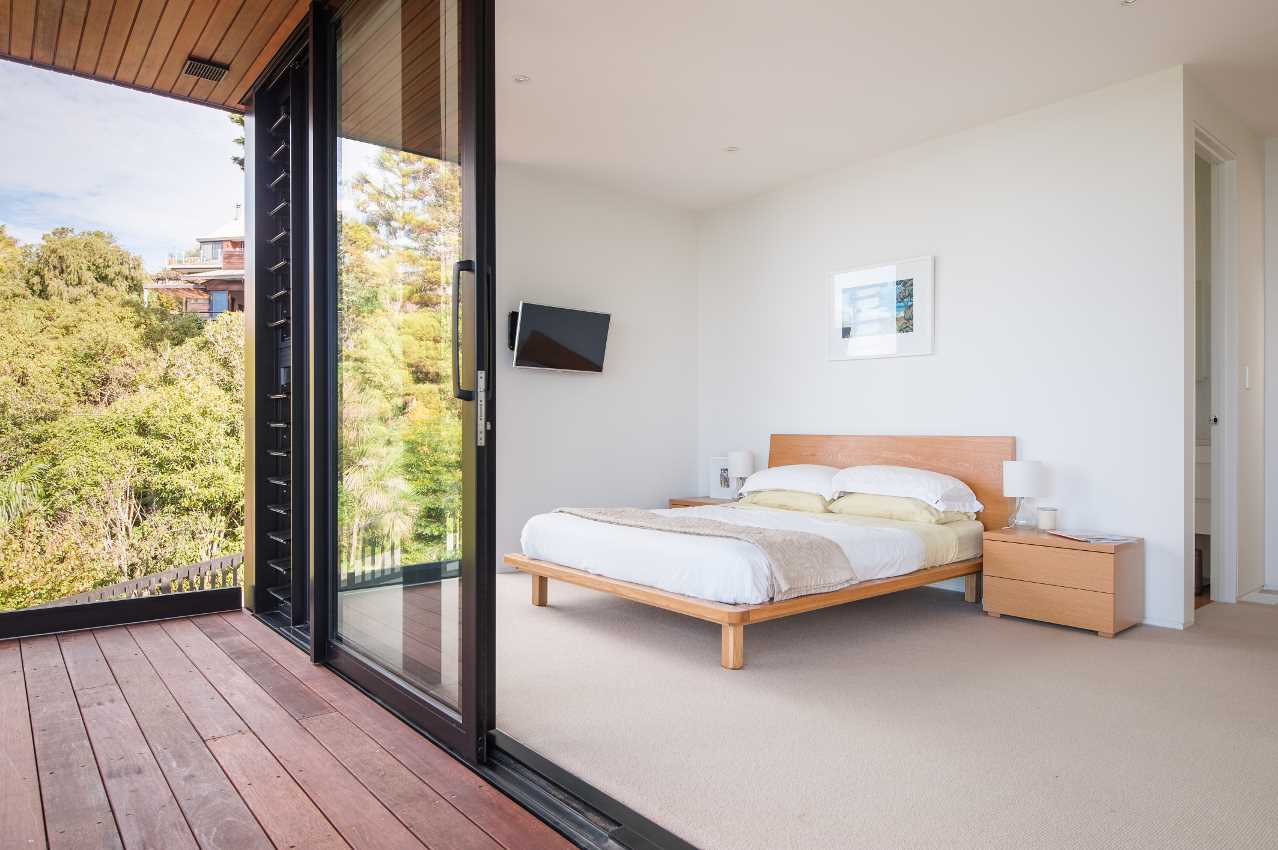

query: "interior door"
(317, 0), (494, 759)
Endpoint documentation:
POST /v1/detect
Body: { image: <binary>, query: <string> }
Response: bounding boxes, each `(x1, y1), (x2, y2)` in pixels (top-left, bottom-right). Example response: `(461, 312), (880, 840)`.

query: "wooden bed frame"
(505, 434), (1016, 669)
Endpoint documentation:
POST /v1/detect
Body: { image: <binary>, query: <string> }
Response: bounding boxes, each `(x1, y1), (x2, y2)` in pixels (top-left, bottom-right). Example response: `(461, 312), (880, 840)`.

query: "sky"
(0, 61), (245, 272)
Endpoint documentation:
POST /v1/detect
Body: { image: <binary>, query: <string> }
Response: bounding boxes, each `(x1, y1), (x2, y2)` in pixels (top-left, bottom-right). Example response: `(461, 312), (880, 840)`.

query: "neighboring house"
(145, 209), (245, 318)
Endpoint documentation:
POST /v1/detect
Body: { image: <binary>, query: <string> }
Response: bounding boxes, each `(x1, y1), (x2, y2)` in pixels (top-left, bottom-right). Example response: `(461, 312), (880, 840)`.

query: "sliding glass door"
(317, 0), (494, 757)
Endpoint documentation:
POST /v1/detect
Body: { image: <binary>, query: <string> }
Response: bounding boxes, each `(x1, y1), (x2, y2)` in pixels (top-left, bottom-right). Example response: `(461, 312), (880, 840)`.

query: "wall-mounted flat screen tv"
(512, 302), (611, 372)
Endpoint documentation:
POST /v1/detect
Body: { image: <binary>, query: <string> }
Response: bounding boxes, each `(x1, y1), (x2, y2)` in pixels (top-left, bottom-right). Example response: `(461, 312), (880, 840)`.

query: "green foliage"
(0, 229), (241, 610)
(230, 113), (245, 170)
(338, 145), (463, 569)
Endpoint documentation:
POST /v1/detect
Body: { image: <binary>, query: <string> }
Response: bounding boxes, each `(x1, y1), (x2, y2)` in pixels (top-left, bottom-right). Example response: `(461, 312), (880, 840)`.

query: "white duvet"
(519, 504), (983, 605)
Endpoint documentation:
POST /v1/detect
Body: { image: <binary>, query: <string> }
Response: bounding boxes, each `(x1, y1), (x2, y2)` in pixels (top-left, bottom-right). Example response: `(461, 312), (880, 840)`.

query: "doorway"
(1192, 127), (1240, 610)
(1193, 154), (1213, 609)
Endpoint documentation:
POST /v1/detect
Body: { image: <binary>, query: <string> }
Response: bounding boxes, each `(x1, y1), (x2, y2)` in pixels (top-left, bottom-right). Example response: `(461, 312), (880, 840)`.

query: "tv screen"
(513, 302), (611, 372)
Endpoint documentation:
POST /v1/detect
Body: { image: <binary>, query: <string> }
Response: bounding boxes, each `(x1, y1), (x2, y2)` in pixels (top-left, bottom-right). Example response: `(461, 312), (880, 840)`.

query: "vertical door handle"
(452, 259), (475, 401)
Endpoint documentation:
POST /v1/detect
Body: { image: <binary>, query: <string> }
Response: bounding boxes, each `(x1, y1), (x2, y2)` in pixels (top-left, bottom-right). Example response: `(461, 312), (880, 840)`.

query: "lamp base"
(1009, 497), (1038, 529)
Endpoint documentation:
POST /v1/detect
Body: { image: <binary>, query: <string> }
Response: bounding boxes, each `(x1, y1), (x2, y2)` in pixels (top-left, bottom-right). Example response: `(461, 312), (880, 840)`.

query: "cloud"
(0, 61), (245, 270)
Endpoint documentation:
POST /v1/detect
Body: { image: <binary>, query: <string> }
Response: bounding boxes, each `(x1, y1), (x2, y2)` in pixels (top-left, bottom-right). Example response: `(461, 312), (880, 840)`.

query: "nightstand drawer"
(984, 539), (1113, 593)
(984, 576), (1114, 633)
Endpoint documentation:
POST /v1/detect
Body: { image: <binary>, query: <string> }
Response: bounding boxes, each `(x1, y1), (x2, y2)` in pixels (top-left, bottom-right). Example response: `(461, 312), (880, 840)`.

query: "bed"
(505, 434), (1015, 669)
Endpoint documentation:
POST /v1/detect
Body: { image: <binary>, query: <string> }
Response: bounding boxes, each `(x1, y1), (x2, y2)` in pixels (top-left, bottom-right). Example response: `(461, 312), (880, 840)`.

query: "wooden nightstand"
(982, 528), (1144, 638)
(668, 497), (735, 508)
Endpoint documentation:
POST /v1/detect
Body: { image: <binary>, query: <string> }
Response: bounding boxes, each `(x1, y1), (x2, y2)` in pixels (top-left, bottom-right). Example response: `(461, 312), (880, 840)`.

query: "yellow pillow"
(739, 490), (830, 513)
(829, 493), (975, 524)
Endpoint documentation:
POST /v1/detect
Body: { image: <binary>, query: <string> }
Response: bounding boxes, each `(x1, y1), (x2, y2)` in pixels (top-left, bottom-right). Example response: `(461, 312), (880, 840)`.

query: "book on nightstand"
(1048, 529), (1138, 545)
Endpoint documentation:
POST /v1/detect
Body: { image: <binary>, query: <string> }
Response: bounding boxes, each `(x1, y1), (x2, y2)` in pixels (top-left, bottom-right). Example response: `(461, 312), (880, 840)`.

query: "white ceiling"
(495, 0), (1278, 210)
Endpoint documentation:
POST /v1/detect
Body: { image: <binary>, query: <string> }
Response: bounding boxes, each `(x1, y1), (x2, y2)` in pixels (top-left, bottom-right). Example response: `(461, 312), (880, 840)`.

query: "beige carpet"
(495, 572), (1278, 850)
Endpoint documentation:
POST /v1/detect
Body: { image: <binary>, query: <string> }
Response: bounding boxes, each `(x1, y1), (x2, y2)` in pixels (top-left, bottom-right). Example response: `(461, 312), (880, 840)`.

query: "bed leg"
(721, 623), (744, 670)
(964, 574), (981, 603)
(531, 575), (548, 607)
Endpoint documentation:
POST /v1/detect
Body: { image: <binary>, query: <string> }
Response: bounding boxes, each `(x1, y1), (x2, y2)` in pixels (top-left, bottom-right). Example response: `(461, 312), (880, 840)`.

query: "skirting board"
(1240, 589), (1278, 605)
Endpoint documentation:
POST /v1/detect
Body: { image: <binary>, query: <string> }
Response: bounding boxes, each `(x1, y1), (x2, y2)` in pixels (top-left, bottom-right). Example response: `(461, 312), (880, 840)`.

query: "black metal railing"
(34, 553), (244, 608)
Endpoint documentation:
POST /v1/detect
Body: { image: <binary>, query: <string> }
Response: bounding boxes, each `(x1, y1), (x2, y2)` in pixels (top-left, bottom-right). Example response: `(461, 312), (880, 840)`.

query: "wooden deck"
(0, 611), (572, 850)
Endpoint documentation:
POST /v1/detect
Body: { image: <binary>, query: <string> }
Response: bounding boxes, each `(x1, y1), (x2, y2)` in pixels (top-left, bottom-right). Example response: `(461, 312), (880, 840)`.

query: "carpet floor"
(495, 571), (1278, 850)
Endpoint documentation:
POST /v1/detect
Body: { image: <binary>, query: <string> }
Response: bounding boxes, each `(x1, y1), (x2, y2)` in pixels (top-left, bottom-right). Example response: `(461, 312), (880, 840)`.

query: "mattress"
(519, 503), (983, 605)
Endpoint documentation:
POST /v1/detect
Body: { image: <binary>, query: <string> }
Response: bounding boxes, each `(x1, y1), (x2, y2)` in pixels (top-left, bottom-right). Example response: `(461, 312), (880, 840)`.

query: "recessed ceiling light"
(1119, 0), (1136, 5)
(723, 145), (740, 152)
(513, 74), (531, 83)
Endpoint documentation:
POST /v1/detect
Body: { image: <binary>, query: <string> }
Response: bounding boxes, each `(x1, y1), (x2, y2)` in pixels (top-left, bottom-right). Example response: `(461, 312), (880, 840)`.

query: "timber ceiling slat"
(73, 0), (114, 74)
(224, 0), (307, 106)
(9, 0), (36, 60)
(147, 0), (215, 90)
(167, 0), (244, 96)
(337, 0), (455, 160)
(180, 0), (256, 99)
(31, 0), (63, 65)
(186, 0), (285, 101)
(129, 0), (187, 86)
(344, 49), (448, 152)
(52, 0), (89, 68)
(94, 0), (142, 78)
(1, 0), (311, 113)
(339, 0), (434, 106)
(113, 0), (165, 82)
(339, 3), (439, 129)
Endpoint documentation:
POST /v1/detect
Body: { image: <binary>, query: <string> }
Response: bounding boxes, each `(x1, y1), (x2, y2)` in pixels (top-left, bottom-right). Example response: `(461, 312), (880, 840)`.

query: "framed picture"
(708, 456), (734, 499)
(828, 256), (934, 360)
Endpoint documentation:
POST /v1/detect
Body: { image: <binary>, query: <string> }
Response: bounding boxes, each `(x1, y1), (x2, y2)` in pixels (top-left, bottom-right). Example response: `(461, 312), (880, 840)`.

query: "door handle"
(452, 259), (475, 401)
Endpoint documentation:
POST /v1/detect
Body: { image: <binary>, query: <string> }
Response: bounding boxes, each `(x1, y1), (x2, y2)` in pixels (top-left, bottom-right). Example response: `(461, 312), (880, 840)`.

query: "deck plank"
(0, 640), (46, 850)
(20, 635), (123, 850)
(207, 731), (351, 850)
(302, 710), (504, 850)
(222, 611), (573, 850)
(115, 624), (342, 850)
(58, 632), (198, 850)
(94, 627), (273, 850)
(125, 622), (248, 740)
(161, 618), (427, 850)
(191, 615), (333, 719)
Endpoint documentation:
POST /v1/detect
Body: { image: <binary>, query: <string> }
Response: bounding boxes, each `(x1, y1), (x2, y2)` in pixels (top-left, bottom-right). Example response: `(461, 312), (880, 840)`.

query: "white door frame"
(1194, 126), (1239, 606)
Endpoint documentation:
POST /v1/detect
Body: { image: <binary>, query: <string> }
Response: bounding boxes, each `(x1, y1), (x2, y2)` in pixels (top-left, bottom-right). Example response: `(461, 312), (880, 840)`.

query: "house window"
(209, 290), (229, 316)
(200, 241), (223, 263)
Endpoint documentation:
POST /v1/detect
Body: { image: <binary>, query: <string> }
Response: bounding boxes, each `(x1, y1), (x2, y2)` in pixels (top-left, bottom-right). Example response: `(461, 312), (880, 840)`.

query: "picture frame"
(828, 256), (934, 360)
(708, 456), (734, 499)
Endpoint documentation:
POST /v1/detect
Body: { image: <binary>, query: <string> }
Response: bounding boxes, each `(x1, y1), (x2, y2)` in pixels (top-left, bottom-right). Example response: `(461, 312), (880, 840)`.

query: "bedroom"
(489, 2), (1278, 848)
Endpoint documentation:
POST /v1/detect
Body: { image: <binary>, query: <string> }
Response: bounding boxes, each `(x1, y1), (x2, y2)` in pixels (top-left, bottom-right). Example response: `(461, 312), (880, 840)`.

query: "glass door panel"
(333, 0), (467, 711)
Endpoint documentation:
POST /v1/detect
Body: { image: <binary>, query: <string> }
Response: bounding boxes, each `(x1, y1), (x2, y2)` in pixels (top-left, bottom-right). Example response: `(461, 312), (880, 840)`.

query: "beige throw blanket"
(556, 507), (855, 602)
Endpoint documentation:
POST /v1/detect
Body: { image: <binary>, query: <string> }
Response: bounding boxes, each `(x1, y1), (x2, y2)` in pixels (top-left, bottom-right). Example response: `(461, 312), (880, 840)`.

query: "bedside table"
(982, 528), (1144, 638)
(668, 497), (734, 508)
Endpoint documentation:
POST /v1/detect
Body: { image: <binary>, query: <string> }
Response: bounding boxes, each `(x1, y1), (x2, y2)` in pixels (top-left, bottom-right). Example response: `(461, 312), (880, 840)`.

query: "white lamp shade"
(728, 450), (755, 479)
(1003, 460), (1045, 498)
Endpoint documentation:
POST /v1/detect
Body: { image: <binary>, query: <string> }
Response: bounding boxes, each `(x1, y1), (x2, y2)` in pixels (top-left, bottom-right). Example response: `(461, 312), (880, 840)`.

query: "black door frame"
(302, 0), (497, 762)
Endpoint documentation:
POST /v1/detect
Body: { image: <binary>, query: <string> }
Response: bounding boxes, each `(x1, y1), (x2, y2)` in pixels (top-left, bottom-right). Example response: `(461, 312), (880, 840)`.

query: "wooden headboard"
(768, 434), (1016, 530)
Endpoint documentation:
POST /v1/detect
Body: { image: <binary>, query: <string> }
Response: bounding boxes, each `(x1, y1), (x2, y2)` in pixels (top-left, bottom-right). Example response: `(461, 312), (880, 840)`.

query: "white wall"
(495, 164), (700, 560)
(695, 69), (1193, 627)
(1266, 138), (1278, 591)
(1184, 75), (1268, 606)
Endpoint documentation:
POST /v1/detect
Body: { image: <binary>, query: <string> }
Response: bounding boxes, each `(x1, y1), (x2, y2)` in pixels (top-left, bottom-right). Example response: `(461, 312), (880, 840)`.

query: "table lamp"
(1003, 460), (1045, 529)
(728, 450), (755, 497)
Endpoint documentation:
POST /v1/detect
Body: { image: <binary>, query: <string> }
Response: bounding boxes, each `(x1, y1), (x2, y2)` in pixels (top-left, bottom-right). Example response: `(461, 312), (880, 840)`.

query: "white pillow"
(739, 464), (840, 501)
(831, 465), (983, 514)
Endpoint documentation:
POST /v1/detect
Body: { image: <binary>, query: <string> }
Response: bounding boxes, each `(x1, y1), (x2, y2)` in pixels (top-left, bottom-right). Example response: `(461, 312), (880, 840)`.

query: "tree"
(0, 232), (242, 610)
(230, 114), (245, 170)
(336, 144), (463, 567)
(23, 228), (151, 301)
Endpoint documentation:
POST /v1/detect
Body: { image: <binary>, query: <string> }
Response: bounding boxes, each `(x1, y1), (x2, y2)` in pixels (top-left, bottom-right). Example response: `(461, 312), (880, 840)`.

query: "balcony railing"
(34, 553), (244, 607)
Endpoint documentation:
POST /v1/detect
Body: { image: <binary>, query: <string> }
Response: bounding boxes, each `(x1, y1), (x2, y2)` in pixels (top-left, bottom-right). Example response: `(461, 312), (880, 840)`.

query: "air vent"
(182, 57), (230, 82)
